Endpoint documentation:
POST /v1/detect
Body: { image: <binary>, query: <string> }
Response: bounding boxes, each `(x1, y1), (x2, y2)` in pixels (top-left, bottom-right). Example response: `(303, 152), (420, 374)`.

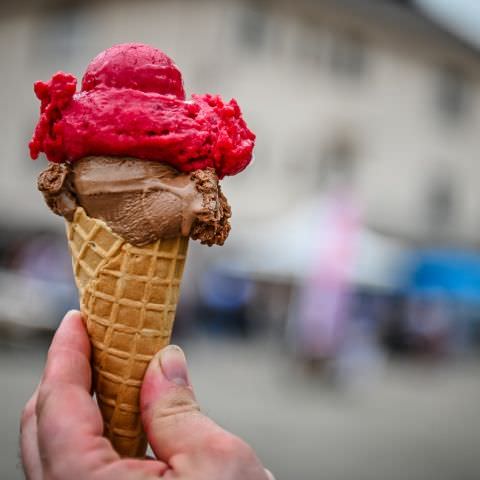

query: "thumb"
(140, 345), (224, 461)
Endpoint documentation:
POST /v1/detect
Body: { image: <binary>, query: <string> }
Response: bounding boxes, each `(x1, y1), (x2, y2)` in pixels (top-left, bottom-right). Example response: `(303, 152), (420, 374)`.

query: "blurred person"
(287, 189), (360, 374)
(407, 294), (451, 357)
(8, 234), (78, 328)
(13, 234), (72, 283)
(379, 293), (410, 355)
(197, 267), (255, 338)
(20, 311), (274, 480)
(333, 291), (386, 385)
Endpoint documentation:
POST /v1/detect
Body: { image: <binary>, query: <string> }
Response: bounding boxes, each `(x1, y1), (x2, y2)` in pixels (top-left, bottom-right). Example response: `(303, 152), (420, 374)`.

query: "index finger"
(41, 309), (91, 390)
(36, 311), (118, 475)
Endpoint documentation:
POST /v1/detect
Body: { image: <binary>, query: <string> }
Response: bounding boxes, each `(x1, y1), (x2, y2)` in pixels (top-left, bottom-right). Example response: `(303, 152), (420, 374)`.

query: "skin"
(20, 311), (274, 480)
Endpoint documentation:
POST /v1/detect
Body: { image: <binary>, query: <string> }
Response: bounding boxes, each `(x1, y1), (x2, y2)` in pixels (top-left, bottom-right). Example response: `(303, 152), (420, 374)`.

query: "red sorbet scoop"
(29, 43), (255, 178)
(82, 43), (185, 98)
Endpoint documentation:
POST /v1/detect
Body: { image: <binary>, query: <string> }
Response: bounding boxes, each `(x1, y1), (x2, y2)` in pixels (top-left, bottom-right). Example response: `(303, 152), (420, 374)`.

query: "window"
(237, 3), (268, 50)
(330, 32), (367, 78)
(294, 22), (323, 66)
(320, 136), (356, 189)
(436, 67), (468, 120)
(30, 2), (83, 63)
(427, 175), (455, 231)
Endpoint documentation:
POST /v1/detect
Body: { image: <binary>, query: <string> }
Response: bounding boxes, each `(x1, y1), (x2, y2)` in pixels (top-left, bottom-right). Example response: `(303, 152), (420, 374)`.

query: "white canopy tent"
(227, 194), (409, 290)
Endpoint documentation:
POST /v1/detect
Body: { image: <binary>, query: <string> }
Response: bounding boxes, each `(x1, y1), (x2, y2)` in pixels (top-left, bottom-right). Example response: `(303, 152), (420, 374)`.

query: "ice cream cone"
(66, 206), (188, 457)
(30, 42), (254, 458)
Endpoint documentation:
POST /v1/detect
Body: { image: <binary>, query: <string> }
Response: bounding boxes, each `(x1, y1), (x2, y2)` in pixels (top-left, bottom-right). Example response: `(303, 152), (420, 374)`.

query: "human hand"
(20, 310), (273, 480)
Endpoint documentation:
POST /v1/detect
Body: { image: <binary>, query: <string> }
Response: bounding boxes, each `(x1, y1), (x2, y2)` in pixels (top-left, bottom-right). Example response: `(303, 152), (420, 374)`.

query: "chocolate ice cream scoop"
(38, 156), (231, 246)
(37, 163), (77, 221)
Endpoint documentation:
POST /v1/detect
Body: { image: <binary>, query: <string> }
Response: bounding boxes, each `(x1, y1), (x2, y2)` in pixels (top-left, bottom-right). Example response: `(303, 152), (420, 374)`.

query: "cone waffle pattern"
(66, 207), (188, 457)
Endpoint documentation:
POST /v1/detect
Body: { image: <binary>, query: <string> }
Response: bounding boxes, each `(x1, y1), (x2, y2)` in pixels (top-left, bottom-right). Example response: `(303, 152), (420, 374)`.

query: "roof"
(3, 0), (480, 63)
(293, 0), (480, 67)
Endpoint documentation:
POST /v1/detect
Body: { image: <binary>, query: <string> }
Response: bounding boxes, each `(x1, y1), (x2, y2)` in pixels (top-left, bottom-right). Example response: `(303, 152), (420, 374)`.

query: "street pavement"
(1, 334), (479, 480)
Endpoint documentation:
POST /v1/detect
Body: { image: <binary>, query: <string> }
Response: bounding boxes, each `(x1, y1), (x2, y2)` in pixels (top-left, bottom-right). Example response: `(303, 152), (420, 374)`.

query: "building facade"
(1, 0), (480, 246)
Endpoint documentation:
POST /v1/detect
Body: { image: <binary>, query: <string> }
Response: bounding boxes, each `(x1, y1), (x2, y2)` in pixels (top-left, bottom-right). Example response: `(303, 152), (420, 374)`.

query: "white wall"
(1, 0), (480, 245)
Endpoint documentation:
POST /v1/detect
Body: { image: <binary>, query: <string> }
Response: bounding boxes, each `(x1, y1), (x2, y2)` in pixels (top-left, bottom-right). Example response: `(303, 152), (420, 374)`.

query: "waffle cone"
(66, 207), (188, 457)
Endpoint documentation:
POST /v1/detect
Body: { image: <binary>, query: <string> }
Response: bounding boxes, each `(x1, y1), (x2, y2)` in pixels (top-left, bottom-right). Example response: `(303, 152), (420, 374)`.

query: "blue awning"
(406, 250), (480, 302)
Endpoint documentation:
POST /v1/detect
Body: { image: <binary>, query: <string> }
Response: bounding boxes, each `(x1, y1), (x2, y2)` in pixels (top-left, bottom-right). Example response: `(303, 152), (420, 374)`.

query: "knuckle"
(151, 403), (201, 437)
(44, 460), (71, 480)
(151, 388), (200, 423)
(20, 401), (35, 433)
(36, 383), (53, 417)
(205, 432), (254, 461)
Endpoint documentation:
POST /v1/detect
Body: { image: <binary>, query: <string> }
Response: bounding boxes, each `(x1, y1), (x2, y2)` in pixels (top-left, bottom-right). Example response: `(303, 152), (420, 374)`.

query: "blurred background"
(1, 0), (480, 478)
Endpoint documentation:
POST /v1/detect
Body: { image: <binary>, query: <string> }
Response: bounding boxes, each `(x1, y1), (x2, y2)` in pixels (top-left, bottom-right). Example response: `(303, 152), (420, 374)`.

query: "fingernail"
(159, 345), (189, 386)
(64, 309), (80, 321)
(265, 468), (276, 480)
